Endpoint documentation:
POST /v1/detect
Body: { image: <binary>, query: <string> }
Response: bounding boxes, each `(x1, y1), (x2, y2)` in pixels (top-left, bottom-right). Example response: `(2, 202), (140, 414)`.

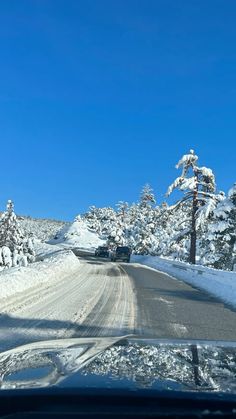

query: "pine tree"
(0, 200), (24, 252)
(0, 200), (35, 268)
(116, 201), (129, 223)
(203, 184), (236, 270)
(140, 184), (156, 208)
(166, 150), (217, 264)
(128, 187), (158, 254)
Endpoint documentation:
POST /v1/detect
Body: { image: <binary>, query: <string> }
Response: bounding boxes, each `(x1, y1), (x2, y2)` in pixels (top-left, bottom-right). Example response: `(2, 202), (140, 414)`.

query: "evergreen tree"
(140, 184), (156, 208)
(129, 187), (159, 254)
(0, 200), (24, 253)
(203, 184), (236, 270)
(166, 150), (217, 264)
(0, 200), (35, 268)
(82, 171), (235, 270)
(116, 201), (129, 223)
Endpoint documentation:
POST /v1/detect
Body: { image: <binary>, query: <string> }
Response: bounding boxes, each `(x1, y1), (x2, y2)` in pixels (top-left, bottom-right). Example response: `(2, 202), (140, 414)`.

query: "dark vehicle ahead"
(111, 246), (131, 262)
(95, 246), (109, 258)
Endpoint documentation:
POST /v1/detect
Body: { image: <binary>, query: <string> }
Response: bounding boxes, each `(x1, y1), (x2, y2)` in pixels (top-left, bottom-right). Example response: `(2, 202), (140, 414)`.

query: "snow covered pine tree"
(140, 184), (156, 208)
(203, 184), (236, 270)
(131, 185), (158, 254)
(166, 150), (216, 264)
(0, 200), (35, 268)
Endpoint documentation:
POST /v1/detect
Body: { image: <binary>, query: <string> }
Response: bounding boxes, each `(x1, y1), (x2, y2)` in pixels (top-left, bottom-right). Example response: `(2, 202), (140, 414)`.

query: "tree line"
(84, 150), (236, 271)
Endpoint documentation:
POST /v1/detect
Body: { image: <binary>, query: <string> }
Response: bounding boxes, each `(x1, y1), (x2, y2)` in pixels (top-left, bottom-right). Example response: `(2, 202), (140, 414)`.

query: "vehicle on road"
(111, 246), (131, 262)
(72, 248), (95, 257)
(95, 246), (110, 258)
(0, 336), (236, 418)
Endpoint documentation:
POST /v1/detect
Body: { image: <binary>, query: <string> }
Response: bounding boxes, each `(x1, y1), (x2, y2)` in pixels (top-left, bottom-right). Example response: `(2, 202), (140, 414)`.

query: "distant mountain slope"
(18, 215), (68, 242)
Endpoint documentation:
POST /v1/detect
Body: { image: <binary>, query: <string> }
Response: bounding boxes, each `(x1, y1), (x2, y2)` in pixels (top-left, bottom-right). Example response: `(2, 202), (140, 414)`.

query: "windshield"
(0, 0), (236, 399)
(116, 247), (130, 252)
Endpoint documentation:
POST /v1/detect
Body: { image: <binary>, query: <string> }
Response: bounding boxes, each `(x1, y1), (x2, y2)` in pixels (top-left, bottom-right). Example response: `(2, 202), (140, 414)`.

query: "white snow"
(196, 196), (218, 228)
(50, 216), (105, 250)
(132, 255), (236, 309)
(198, 166), (214, 178)
(166, 176), (184, 196)
(0, 258), (135, 352)
(33, 240), (63, 260)
(20, 216), (67, 242)
(179, 176), (196, 191)
(176, 150), (198, 170)
(228, 183), (236, 199)
(0, 250), (80, 301)
(208, 221), (230, 233)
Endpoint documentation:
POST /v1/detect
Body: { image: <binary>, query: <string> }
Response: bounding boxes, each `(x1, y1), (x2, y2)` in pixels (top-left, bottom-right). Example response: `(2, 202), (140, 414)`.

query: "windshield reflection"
(0, 339), (236, 392)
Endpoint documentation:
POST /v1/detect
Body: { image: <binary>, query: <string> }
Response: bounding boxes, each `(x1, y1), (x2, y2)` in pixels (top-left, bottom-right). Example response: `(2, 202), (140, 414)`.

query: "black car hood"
(0, 336), (236, 393)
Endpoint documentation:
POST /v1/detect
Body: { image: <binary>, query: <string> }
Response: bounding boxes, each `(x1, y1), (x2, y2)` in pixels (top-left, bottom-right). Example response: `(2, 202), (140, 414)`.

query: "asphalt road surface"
(1, 257), (236, 352)
(122, 263), (236, 340)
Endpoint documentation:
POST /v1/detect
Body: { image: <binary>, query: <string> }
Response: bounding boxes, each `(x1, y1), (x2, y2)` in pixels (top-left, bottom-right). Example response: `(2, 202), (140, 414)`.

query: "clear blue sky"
(0, 1), (235, 220)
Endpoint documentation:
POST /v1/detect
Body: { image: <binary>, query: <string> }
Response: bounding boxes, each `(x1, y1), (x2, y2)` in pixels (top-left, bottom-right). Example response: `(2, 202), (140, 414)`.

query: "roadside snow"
(132, 255), (236, 309)
(0, 251), (80, 301)
(34, 240), (62, 259)
(50, 216), (104, 250)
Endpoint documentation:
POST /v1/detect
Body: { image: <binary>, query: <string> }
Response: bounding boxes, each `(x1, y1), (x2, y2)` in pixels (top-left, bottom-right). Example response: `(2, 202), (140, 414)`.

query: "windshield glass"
(0, 0), (235, 399)
(116, 247), (129, 252)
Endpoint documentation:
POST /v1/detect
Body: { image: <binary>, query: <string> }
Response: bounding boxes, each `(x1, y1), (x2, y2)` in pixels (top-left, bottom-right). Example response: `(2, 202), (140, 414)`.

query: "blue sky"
(0, 1), (235, 220)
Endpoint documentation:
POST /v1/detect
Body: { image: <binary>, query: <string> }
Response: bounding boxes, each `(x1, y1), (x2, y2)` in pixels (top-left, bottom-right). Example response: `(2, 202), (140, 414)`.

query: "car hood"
(0, 336), (236, 393)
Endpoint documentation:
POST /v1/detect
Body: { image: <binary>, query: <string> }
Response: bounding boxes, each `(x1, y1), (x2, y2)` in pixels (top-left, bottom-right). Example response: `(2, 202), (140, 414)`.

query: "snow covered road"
(1, 256), (236, 354)
(0, 260), (136, 352)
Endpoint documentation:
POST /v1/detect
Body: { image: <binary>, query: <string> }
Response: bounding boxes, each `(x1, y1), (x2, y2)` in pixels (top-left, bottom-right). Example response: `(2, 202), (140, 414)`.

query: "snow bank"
(132, 255), (236, 309)
(33, 240), (62, 260)
(0, 251), (80, 301)
(50, 216), (105, 250)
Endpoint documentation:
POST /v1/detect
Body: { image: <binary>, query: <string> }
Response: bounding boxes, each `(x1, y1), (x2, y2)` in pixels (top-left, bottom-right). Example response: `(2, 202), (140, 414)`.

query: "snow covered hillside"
(19, 215), (68, 242)
(51, 215), (105, 250)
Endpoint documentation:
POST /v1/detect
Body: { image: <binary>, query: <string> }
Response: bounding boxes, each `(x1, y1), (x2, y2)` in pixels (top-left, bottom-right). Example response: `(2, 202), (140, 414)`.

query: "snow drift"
(51, 216), (105, 250)
(0, 250), (80, 301)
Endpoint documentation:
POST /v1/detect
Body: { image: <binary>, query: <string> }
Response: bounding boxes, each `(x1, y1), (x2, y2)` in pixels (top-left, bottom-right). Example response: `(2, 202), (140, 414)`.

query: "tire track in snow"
(75, 263), (136, 337)
(0, 263), (92, 314)
(0, 260), (136, 352)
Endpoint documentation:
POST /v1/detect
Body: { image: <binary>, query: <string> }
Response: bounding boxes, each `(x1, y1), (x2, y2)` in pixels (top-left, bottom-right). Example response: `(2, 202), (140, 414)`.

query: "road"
(123, 263), (236, 340)
(1, 257), (236, 352)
